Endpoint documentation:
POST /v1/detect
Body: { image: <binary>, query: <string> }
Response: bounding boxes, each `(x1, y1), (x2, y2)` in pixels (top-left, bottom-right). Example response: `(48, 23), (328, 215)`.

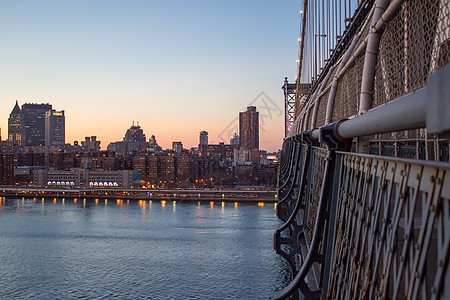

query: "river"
(0, 197), (291, 299)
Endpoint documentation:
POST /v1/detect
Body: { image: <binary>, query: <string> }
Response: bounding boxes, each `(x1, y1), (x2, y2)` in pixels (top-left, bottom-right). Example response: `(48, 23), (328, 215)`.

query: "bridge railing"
(290, 0), (450, 162)
(275, 1), (449, 298)
(329, 152), (449, 299)
(274, 128), (450, 299)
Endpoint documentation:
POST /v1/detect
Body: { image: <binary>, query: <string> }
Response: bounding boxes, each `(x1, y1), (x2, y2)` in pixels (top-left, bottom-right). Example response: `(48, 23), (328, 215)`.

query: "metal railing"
(274, 127), (449, 299)
(275, 1), (449, 297)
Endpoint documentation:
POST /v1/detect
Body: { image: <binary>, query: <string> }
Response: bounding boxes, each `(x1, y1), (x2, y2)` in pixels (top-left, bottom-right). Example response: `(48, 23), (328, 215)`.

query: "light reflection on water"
(0, 197), (291, 299)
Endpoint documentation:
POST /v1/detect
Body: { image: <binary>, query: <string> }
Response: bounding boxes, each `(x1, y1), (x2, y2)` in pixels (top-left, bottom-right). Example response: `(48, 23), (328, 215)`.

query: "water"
(0, 197), (291, 299)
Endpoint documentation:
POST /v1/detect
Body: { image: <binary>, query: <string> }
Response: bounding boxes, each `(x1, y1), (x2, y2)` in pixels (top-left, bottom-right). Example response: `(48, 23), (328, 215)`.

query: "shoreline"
(0, 186), (278, 203)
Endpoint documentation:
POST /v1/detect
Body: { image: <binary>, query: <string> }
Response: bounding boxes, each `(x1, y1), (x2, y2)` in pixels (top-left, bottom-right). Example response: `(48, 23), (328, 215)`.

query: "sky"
(0, 0), (301, 152)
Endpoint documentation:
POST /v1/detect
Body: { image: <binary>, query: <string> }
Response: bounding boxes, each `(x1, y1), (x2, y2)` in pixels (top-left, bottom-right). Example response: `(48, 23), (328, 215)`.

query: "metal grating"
(332, 54), (364, 122)
(316, 90), (330, 127)
(305, 147), (327, 240)
(431, 0), (450, 71)
(328, 153), (450, 299)
(374, 0), (442, 107)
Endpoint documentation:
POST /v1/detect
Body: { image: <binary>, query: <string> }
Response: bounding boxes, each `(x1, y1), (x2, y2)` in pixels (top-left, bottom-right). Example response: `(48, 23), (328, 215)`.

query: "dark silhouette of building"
(107, 123), (147, 156)
(81, 136), (101, 152)
(8, 100), (24, 146)
(45, 110), (65, 146)
(172, 142), (183, 154)
(239, 106), (259, 151)
(199, 131), (208, 145)
(22, 103), (52, 146)
(0, 154), (14, 185)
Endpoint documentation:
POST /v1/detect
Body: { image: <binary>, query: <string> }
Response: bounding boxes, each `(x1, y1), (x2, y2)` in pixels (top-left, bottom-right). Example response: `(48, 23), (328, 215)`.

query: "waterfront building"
(33, 167), (139, 188)
(175, 155), (190, 181)
(158, 156), (175, 182)
(8, 101), (24, 146)
(199, 131), (208, 145)
(45, 110), (65, 146)
(22, 103), (52, 146)
(239, 106), (259, 151)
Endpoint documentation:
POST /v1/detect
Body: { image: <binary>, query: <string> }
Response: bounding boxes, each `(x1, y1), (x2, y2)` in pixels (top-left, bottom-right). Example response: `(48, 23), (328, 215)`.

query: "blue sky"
(0, 0), (301, 151)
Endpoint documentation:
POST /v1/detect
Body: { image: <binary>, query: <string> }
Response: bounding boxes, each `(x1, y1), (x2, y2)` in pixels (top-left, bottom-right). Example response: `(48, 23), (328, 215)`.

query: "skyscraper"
(8, 100), (24, 146)
(199, 131), (208, 145)
(45, 110), (65, 146)
(239, 106), (259, 151)
(22, 103), (52, 146)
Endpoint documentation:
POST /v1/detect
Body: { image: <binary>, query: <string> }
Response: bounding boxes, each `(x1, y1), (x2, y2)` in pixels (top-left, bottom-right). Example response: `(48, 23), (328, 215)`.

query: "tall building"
(8, 100), (24, 146)
(107, 123), (147, 156)
(22, 103), (52, 146)
(45, 110), (65, 146)
(172, 141), (183, 154)
(0, 153), (14, 185)
(124, 123), (146, 143)
(239, 106), (259, 151)
(199, 131), (208, 145)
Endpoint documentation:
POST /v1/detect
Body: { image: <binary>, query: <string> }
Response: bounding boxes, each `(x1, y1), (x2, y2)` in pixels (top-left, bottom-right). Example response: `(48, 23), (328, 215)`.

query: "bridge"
(275, 0), (449, 299)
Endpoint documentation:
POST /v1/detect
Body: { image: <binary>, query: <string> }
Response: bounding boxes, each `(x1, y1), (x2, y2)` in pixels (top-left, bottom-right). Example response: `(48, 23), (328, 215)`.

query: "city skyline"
(0, 0), (301, 152)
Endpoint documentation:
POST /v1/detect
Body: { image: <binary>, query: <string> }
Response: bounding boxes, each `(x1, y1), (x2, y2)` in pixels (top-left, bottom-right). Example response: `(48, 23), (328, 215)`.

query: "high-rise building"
(8, 100), (24, 146)
(199, 131), (208, 145)
(45, 110), (65, 146)
(239, 106), (259, 151)
(22, 103), (52, 146)
(124, 123), (146, 143)
(172, 141), (183, 154)
(0, 153), (14, 185)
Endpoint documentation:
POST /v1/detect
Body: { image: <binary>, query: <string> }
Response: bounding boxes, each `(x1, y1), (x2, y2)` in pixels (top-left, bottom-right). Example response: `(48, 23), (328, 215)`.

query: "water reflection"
(0, 197), (286, 300)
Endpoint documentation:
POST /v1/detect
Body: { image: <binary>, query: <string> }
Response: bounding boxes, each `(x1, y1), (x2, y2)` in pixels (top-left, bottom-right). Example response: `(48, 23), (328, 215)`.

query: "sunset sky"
(0, 0), (301, 152)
